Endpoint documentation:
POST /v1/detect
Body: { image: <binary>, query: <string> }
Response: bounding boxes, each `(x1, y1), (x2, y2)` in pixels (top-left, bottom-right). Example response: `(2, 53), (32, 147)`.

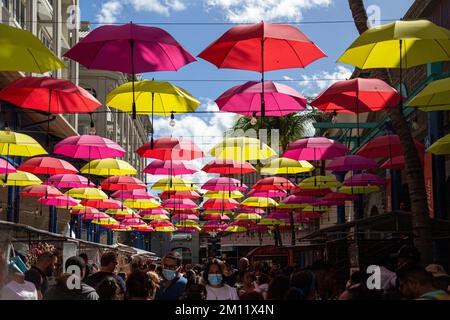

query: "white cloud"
(96, 1), (123, 24)
(286, 65), (353, 98)
(205, 0), (332, 22)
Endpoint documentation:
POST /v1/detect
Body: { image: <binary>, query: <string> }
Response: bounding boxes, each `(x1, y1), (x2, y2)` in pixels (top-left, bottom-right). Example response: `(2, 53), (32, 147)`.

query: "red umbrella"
(0, 77), (101, 114)
(326, 155), (378, 172)
(143, 159), (197, 175)
(247, 189), (287, 198)
(202, 214), (230, 221)
(163, 198), (198, 210)
(45, 174), (96, 188)
(101, 176), (146, 191)
(283, 195), (322, 206)
(18, 157), (78, 175)
(136, 137), (204, 160)
(133, 224), (155, 232)
(80, 198), (122, 209)
(111, 189), (154, 200)
(320, 192), (357, 205)
(159, 190), (201, 199)
(230, 220), (255, 228)
(203, 198), (239, 210)
(70, 208), (100, 215)
(20, 185), (63, 197)
(356, 134), (425, 159)
(201, 159), (256, 175)
(283, 137), (348, 161)
(171, 214), (199, 221)
(252, 177), (296, 191)
(380, 155), (424, 170)
(202, 177), (247, 191)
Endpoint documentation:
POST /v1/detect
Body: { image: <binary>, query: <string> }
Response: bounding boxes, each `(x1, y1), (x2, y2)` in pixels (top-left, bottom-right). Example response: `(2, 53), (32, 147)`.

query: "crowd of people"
(1, 244), (449, 300)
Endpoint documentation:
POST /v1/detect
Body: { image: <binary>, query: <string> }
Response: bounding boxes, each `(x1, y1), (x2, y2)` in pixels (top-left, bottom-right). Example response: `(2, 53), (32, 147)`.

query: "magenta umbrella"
(344, 173), (385, 186)
(111, 189), (154, 200)
(326, 155), (378, 172)
(236, 208), (266, 215)
(38, 195), (79, 207)
(64, 22), (195, 118)
(247, 189), (287, 198)
(320, 192), (357, 205)
(142, 159), (197, 175)
(54, 135), (125, 159)
(267, 211), (290, 221)
(139, 208), (170, 216)
(283, 195), (322, 206)
(283, 137), (348, 161)
(201, 214), (231, 221)
(201, 177), (247, 191)
(0, 158), (16, 174)
(163, 198), (198, 210)
(203, 198), (239, 210)
(171, 214), (199, 221)
(81, 212), (110, 221)
(45, 174), (96, 188)
(215, 81), (306, 117)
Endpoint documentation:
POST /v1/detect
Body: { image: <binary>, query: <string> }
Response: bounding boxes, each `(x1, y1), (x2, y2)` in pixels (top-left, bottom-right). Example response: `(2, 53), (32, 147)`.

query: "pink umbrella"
(230, 220), (255, 228)
(320, 192), (357, 205)
(201, 214), (230, 221)
(293, 188), (332, 197)
(120, 218), (147, 227)
(54, 135), (125, 159)
(18, 157), (78, 175)
(70, 208), (100, 215)
(176, 227), (200, 233)
(203, 221), (228, 227)
(247, 189), (287, 198)
(326, 155), (378, 172)
(139, 208), (170, 216)
(39, 195), (79, 207)
(101, 176), (146, 191)
(202, 159), (256, 175)
(203, 198), (239, 210)
(80, 198), (122, 209)
(236, 208), (266, 215)
(133, 224), (155, 232)
(111, 189), (154, 200)
(143, 160), (197, 175)
(300, 211), (322, 219)
(159, 190), (201, 199)
(114, 213), (140, 221)
(283, 137), (348, 161)
(137, 137), (204, 160)
(0, 158), (16, 174)
(81, 212), (110, 221)
(215, 81), (306, 117)
(45, 174), (96, 188)
(252, 177), (296, 191)
(21, 185), (63, 197)
(201, 177), (247, 191)
(250, 225), (270, 233)
(283, 195), (322, 206)
(344, 173), (385, 186)
(163, 198), (198, 210)
(171, 214), (199, 221)
(267, 212), (290, 221)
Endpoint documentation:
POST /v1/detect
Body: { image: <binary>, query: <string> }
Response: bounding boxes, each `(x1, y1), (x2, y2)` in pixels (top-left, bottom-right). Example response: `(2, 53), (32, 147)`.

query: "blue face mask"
(208, 274), (223, 286)
(163, 269), (176, 281)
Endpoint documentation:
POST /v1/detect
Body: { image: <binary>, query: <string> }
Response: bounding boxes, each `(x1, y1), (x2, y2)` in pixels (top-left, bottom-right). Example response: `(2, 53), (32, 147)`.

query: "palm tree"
(348, 0), (432, 265)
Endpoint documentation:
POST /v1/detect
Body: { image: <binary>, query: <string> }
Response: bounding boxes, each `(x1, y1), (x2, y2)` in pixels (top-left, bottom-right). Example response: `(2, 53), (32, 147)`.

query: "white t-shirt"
(1, 280), (38, 300)
(206, 284), (239, 300)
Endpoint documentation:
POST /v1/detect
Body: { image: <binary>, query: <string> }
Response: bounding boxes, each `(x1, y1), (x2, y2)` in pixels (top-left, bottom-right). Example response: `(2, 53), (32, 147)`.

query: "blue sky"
(78, 0), (415, 184)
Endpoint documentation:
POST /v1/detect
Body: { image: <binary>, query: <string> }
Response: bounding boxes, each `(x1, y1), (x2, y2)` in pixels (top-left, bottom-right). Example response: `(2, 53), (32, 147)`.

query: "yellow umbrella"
(258, 218), (282, 226)
(298, 175), (342, 189)
(340, 185), (380, 195)
(123, 198), (161, 209)
(240, 197), (278, 208)
(279, 201), (306, 210)
(225, 226), (247, 233)
(302, 205), (329, 213)
(0, 23), (65, 73)
(338, 20), (450, 69)
(155, 226), (176, 232)
(91, 218), (119, 226)
(426, 133), (450, 155)
(80, 158), (137, 176)
(0, 130), (47, 157)
(65, 188), (108, 200)
(141, 214), (170, 221)
(106, 80), (200, 116)
(234, 213), (262, 220)
(106, 208), (135, 215)
(203, 190), (244, 199)
(110, 226), (132, 232)
(202, 210), (233, 215)
(209, 137), (277, 161)
(0, 170), (42, 186)
(175, 220), (200, 228)
(261, 157), (314, 175)
(408, 77), (450, 111)
(151, 177), (198, 191)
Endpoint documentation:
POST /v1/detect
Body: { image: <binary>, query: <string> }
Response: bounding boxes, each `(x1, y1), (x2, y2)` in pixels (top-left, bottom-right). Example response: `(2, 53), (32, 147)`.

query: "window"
(12, 0), (25, 28)
(40, 30), (52, 50)
(2, 0), (9, 10)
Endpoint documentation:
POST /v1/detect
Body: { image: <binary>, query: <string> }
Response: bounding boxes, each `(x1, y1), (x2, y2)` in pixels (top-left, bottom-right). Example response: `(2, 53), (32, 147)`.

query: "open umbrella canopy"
(70, 207), (100, 215)
(54, 135), (125, 159)
(201, 159), (256, 175)
(133, 225), (155, 232)
(0, 77), (101, 114)
(356, 134), (425, 159)
(203, 190), (244, 199)
(142, 159), (197, 175)
(101, 176), (146, 191)
(247, 189), (287, 198)
(141, 213), (170, 221)
(0, 130), (47, 157)
(215, 81), (307, 116)
(81, 212), (110, 221)
(107, 225), (132, 231)
(105, 208), (135, 216)
(45, 174), (95, 188)
(111, 189), (154, 200)
(320, 192), (358, 205)
(0, 23), (65, 73)
(261, 158), (314, 175)
(380, 155), (424, 170)
(283, 137), (348, 161)
(344, 173), (385, 186)
(163, 198), (198, 210)
(209, 137), (276, 161)
(298, 175), (342, 189)
(0, 170), (42, 186)
(225, 225), (247, 233)
(120, 218), (147, 228)
(240, 197), (278, 208)
(203, 198), (239, 210)
(338, 20), (450, 69)
(326, 155), (378, 172)
(258, 218), (282, 226)
(236, 208), (266, 215)
(172, 214), (199, 221)
(235, 213), (262, 221)
(427, 133), (450, 155)
(39, 195), (79, 207)
(123, 198), (161, 209)
(91, 217), (119, 226)
(20, 185), (62, 197)
(137, 137), (204, 160)
(267, 211), (291, 221)
(201, 213), (231, 221)
(0, 158), (16, 174)
(201, 177), (247, 191)
(293, 187), (332, 197)
(282, 195), (322, 207)
(18, 157), (78, 175)
(80, 198), (122, 209)
(408, 77), (450, 111)
(81, 159), (137, 176)
(252, 176), (296, 191)
(151, 177), (197, 191)
(65, 187), (108, 200)
(198, 21), (325, 72)
(159, 190), (201, 199)
(106, 80), (200, 116)
(310, 78), (401, 113)
(339, 185), (380, 195)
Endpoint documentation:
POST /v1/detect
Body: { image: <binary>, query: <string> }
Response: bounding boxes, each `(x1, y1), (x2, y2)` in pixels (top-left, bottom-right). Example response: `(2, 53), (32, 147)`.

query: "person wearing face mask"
(155, 252), (187, 300)
(204, 259), (239, 300)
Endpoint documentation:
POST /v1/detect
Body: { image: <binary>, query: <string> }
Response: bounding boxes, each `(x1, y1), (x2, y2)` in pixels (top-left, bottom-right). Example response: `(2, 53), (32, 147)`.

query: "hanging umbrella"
(163, 198), (198, 210)
(408, 77), (450, 111)
(172, 214), (199, 222)
(283, 137), (348, 161)
(65, 188), (108, 200)
(380, 155), (424, 170)
(0, 158), (16, 174)
(80, 198), (122, 209)
(20, 185), (62, 197)
(0, 23), (65, 73)
(123, 198), (161, 209)
(0, 77), (101, 114)
(0, 170), (42, 186)
(81, 159), (137, 176)
(91, 217), (119, 226)
(260, 158), (314, 175)
(427, 133), (450, 155)
(176, 226), (201, 232)
(107, 225), (132, 232)
(344, 173), (385, 186)
(18, 157), (78, 175)
(356, 135), (425, 159)
(159, 190), (200, 199)
(201, 214), (231, 221)
(203, 198), (239, 210)
(137, 137), (204, 160)
(70, 207), (100, 215)
(120, 218), (147, 228)
(283, 195), (322, 207)
(252, 177), (296, 191)
(106, 208), (135, 216)
(202, 159), (256, 175)
(202, 177), (247, 191)
(236, 208), (266, 215)
(81, 212), (111, 221)
(150, 220), (176, 232)
(258, 218), (282, 226)
(203, 209), (233, 215)
(298, 175), (342, 189)
(151, 177), (197, 191)
(225, 226), (248, 233)
(0, 130), (47, 157)
(339, 185), (380, 195)
(45, 174), (95, 188)
(139, 208), (170, 215)
(247, 189), (287, 198)
(209, 137), (276, 161)
(133, 224), (155, 232)
(203, 190), (244, 199)
(141, 213), (170, 221)
(215, 81), (306, 117)
(39, 195), (79, 207)
(267, 211), (291, 221)
(101, 176), (146, 191)
(320, 192), (358, 206)
(240, 197), (278, 208)
(111, 189), (154, 200)
(326, 155), (378, 172)
(293, 187), (332, 197)
(235, 213), (262, 221)
(54, 135), (125, 159)
(142, 159), (197, 175)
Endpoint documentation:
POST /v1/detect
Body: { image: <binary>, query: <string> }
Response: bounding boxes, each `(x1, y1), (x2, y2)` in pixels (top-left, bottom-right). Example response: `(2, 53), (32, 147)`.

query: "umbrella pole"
(130, 32), (137, 120)
(260, 25), (265, 119)
(356, 89), (360, 147)
(46, 89), (53, 148)
(151, 91), (155, 149)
